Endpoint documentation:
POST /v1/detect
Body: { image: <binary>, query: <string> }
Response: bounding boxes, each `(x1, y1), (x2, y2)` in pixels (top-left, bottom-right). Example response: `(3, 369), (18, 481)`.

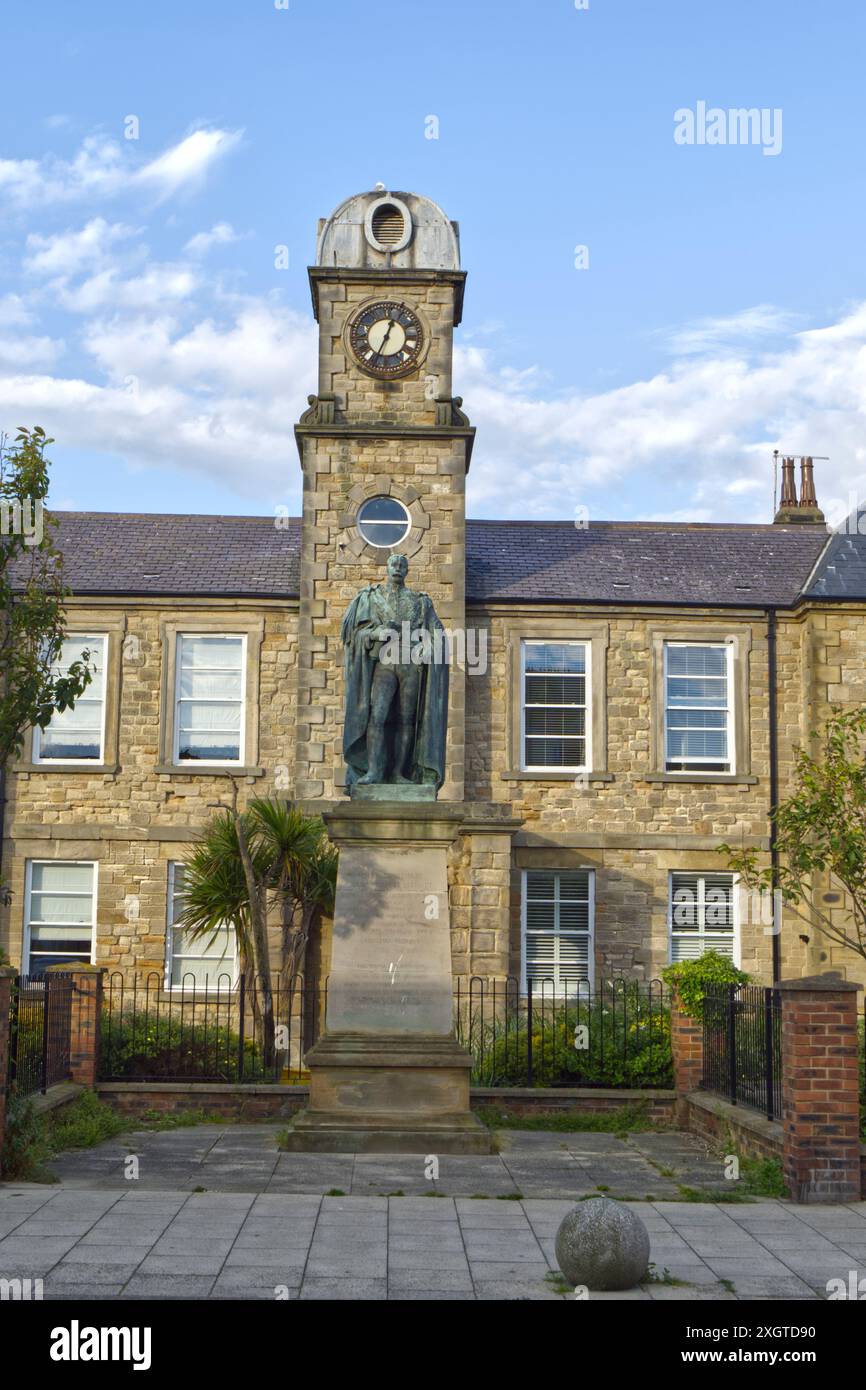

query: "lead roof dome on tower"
(316, 189), (461, 271)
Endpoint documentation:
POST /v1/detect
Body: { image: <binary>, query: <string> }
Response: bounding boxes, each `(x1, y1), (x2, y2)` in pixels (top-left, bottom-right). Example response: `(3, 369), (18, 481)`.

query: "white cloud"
(24, 218), (136, 276)
(56, 264), (199, 314)
(0, 127), (241, 211)
(0, 335), (63, 368)
(134, 129), (243, 202)
(184, 222), (239, 255)
(661, 305), (800, 356)
(0, 293), (34, 327)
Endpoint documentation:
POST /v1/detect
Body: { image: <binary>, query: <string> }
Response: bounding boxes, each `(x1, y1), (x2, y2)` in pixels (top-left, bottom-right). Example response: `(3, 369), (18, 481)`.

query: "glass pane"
(172, 928), (234, 961)
(524, 643), (586, 674)
(524, 736), (584, 767)
(524, 707), (585, 737)
(179, 669), (243, 700)
(30, 894), (92, 924)
(671, 878), (699, 930)
(668, 709), (726, 729)
(30, 863), (93, 895)
(170, 960), (235, 990)
(178, 733), (241, 761)
(558, 871), (590, 900)
(180, 636), (243, 669)
(667, 729), (727, 759)
(526, 871), (557, 900)
(525, 673), (585, 706)
(359, 496), (407, 523)
(30, 922), (92, 942)
(666, 645), (726, 677)
(39, 731), (102, 759)
(667, 677), (727, 707)
(179, 702), (241, 733)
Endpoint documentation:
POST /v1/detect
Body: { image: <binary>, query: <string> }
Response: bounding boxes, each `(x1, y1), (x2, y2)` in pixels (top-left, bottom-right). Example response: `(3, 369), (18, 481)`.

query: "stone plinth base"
(283, 801), (491, 1154)
(280, 1033), (492, 1155)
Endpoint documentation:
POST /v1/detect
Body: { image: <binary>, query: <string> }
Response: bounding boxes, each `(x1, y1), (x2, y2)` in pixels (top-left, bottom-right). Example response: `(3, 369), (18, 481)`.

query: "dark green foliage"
(100, 1009), (266, 1081)
(460, 985), (672, 1088)
(662, 951), (751, 1022)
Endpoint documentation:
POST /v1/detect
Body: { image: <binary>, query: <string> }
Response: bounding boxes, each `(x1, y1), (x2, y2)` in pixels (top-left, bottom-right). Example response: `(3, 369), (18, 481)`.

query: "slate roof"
(39, 512), (302, 597)
(23, 511), (833, 608)
(802, 507), (866, 599)
(466, 520), (830, 607)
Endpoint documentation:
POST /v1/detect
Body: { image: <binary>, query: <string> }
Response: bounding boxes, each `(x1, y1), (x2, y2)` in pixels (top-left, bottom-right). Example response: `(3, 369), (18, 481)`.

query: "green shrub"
(0, 1095), (54, 1180)
(458, 987), (672, 1089)
(101, 1009), (264, 1081)
(48, 1090), (128, 1151)
(662, 952), (751, 1022)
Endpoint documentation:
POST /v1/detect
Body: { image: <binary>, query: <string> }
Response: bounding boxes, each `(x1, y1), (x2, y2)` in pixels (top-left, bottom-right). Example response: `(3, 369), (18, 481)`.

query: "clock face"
(348, 301), (424, 378)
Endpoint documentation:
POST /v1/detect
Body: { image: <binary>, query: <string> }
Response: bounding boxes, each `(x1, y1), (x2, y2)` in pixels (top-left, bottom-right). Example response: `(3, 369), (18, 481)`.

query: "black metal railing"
(454, 976), (672, 1089)
(859, 995), (865, 1142)
(6, 973), (74, 1098)
(98, 973), (672, 1090)
(701, 982), (782, 1120)
(100, 973), (325, 1083)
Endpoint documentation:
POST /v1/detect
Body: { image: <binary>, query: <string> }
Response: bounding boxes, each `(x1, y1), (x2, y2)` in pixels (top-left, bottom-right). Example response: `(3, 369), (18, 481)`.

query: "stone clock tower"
(293, 188), (474, 802)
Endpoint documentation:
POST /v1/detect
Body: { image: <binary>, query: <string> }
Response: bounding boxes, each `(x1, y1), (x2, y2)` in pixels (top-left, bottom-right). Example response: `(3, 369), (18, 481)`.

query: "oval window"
(356, 496), (411, 548)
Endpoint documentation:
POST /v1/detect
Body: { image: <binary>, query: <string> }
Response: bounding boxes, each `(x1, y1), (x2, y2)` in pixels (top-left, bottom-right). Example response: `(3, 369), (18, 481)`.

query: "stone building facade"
(2, 188), (866, 992)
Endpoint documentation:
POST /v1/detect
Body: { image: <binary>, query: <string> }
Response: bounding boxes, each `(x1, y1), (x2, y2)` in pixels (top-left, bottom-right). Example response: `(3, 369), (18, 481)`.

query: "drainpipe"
(766, 607), (782, 983)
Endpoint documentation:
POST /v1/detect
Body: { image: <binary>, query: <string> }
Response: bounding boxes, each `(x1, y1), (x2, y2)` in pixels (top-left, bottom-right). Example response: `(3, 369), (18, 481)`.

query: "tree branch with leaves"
(721, 706), (866, 963)
(0, 427), (93, 902)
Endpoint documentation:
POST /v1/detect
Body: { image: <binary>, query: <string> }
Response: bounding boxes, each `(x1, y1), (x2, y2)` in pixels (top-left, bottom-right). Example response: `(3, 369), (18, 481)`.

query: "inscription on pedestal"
(327, 843), (453, 1035)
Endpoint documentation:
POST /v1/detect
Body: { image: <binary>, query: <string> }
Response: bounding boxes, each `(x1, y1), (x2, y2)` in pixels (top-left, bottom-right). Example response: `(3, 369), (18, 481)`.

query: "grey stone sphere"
(555, 1197), (650, 1291)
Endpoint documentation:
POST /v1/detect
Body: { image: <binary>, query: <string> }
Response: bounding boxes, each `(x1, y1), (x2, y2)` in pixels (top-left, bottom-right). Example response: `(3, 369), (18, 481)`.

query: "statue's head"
(386, 552), (409, 582)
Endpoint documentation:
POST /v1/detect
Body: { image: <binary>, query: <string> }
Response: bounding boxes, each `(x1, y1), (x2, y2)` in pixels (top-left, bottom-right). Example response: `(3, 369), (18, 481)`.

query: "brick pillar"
(670, 989), (703, 1123)
(777, 972), (862, 1204)
(47, 962), (105, 1089)
(0, 967), (16, 1178)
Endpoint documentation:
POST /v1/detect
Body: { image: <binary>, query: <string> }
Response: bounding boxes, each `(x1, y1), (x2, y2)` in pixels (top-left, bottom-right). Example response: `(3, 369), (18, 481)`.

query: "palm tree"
(177, 795), (337, 1069)
(176, 801), (277, 1067)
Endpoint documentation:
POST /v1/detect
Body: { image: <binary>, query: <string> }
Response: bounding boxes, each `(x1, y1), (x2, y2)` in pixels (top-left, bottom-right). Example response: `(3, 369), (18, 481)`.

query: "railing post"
(237, 974), (245, 1082)
(526, 978), (533, 1088)
(40, 973), (51, 1094)
(727, 983), (738, 1107)
(0, 967), (17, 1178)
(763, 986), (775, 1121)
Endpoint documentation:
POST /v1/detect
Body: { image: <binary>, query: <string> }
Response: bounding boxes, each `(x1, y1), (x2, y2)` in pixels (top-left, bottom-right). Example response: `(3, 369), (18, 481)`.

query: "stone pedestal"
(281, 802), (491, 1154)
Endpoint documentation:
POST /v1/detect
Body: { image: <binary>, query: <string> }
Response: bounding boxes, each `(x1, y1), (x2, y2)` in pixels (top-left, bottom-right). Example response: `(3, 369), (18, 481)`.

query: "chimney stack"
(774, 454), (825, 524)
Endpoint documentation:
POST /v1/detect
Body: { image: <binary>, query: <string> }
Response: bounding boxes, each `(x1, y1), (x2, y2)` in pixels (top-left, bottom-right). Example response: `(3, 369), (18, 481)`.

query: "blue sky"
(1, 0), (865, 525)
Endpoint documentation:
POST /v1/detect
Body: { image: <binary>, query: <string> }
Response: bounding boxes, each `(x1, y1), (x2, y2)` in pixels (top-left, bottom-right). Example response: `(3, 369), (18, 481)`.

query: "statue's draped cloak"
(340, 584), (449, 790)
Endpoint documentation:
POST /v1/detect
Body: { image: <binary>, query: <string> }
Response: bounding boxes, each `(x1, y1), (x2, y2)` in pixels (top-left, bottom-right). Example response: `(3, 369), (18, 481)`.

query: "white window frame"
(173, 633), (247, 768)
(520, 639), (591, 774)
(165, 861), (238, 992)
(520, 867), (596, 992)
(668, 871), (740, 965)
(663, 640), (734, 775)
(32, 633), (108, 765)
(22, 859), (98, 975)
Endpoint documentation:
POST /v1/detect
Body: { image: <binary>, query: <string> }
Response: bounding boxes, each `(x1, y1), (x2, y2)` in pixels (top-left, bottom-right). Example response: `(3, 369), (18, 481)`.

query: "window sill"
(644, 772), (757, 785)
(155, 764), (264, 778)
(18, 762), (119, 775)
(501, 771), (614, 783)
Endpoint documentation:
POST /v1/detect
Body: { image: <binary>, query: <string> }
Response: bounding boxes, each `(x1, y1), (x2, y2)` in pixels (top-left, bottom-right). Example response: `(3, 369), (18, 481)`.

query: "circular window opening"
(357, 496), (411, 549)
(370, 203), (406, 247)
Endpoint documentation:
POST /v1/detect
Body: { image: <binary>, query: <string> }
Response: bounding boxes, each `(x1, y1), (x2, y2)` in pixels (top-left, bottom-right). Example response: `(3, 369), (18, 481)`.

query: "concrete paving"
(2, 1124), (863, 1300)
(45, 1122), (728, 1198)
(2, 1185), (865, 1300)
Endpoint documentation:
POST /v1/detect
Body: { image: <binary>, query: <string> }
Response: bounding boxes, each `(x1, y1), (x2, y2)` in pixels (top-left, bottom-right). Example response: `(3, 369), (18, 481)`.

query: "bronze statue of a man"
(340, 553), (448, 792)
